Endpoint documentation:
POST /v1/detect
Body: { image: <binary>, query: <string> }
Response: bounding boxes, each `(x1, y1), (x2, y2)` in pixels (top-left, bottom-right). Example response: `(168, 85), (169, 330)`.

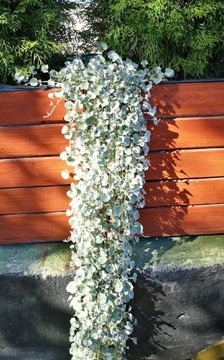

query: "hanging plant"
(15, 43), (173, 360)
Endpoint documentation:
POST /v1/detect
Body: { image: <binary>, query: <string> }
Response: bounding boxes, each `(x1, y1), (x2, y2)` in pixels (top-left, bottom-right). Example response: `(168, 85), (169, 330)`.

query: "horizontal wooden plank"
(0, 89), (65, 125)
(148, 116), (224, 150)
(0, 186), (69, 215)
(0, 212), (69, 244)
(1, 177), (222, 215)
(1, 177), (222, 216)
(0, 157), (71, 188)
(0, 203), (223, 244)
(1, 81), (224, 126)
(0, 123), (67, 158)
(140, 204), (224, 237)
(151, 81), (224, 117)
(1, 149), (223, 188)
(144, 178), (224, 207)
(1, 116), (223, 158)
(146, 148), (224, 180)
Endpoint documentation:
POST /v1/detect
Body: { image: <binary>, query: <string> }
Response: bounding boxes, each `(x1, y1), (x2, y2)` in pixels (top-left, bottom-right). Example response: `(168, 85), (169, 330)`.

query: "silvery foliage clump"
(15, 43), (173, 360)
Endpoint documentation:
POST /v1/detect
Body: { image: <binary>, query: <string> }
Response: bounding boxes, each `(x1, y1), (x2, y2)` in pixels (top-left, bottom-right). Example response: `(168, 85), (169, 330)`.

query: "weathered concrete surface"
(0, 242), (71, 277)
(133, 234), (224, 270)
(0, 235), (224, 360)
(1, 235), (223, 277)
(128, 266), (224, 360)
(0, 347), (70, 360)
(0, 274), (72, 360)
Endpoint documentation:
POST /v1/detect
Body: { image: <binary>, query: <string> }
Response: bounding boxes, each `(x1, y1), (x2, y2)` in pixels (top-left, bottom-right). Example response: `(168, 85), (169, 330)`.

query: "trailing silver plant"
(15, 43), (173, 360)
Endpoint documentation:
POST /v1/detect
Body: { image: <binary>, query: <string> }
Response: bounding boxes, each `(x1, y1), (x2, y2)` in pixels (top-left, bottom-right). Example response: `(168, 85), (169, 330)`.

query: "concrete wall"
(1, 235), (224, 360)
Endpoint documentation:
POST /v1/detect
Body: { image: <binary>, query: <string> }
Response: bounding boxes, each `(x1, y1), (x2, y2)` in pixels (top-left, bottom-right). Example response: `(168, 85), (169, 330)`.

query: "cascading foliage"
(15, 43), (173, 360)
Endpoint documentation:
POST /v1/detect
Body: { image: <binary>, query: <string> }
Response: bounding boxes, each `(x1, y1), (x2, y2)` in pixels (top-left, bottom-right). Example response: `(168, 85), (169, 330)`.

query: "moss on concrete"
(133, 234), (224, 270)
(0, 234), (223, 276)
(0, 242), (71, 277)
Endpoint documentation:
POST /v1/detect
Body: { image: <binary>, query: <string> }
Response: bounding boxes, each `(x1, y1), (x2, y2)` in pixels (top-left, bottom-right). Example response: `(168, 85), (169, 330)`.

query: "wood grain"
(3, 148), (222, 188)
(0, 81), (224, 243)
(0, 89), (65, 125)
(0, 203), (223, 244)
(139, 204), (224, 237)
(1, 148), (221, 188)
(151, 81), (224, 117)
(144, 178), (224, 207)
(2, 177), (222, 215)
(0, 185), (69, 215)
(1, 81), (224, 125)
(0, 212), (69, 244)
(1, 116), (223, 158)
(0, 157), (71, 188)
(146, 148), (224, 180)
(0, 123), (66, 158)
(148, 116), (224, 150)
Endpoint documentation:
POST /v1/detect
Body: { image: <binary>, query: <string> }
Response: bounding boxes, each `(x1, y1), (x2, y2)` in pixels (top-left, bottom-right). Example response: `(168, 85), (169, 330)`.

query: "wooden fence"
(0, 81), (223, 244)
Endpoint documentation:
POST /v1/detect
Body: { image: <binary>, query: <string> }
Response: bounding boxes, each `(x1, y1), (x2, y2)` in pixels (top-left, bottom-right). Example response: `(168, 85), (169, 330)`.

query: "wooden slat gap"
(2, 154), (61, 160)
(149, 146), (224, 153)
(0, 186), (71, 190)
(142, 203), (224, 210)
(145, 176), (224, 183)
(156, 113), (224, 119)
(0, 120), (65, 129)
(2, 210), (67, 216)
(0, 210), (67, 218)
(149, 147), (224, 154)
(148, 115), (224, 121)
(143, 203), (224, 210)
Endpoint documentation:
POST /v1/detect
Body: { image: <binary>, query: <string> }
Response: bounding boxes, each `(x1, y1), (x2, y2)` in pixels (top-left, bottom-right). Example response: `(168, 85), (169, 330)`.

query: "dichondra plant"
(16, 43), (173, 360)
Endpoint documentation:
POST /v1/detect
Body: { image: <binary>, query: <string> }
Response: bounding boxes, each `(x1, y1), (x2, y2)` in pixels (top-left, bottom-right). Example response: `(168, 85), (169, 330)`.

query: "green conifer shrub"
(0, 0), (77, 84)
(77, 0), (224, 79)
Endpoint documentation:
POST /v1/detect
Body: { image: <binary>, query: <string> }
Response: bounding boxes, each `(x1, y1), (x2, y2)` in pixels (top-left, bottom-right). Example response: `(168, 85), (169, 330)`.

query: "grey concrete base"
(1, 267), (224, 360)
(0, 348), (70, 360)
(0, 274), (71, 360)
(0, 274), (72, 360)
(1, 237), (224, 359)
(128, 266), (224, 360)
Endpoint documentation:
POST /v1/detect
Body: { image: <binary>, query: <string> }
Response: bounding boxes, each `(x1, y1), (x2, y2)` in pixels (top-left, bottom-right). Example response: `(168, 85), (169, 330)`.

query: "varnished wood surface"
(0, 148), (223, 189)
(148, 116), (224, 150)
(0, 185), (69, 215)
(140, 204), (224, 237)
(0, 203), (223, 244)
(1, 116), (223, 159)
(146, 148), (224, 180)
(151, 81), (224, 117)
(0, 89), (65, 125)
(0, 81), (224, 243)
(0, 212), (69, 244)
(0, 157), (70, 188)
(144, 178), (224, 207)
(0, 124), (66, 158)
(1, 81), (224, 124)
(1, 177), (222, 215)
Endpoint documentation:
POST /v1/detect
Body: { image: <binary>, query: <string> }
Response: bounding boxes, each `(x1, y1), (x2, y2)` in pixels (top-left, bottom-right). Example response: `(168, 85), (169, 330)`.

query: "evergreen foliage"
(0, 0), (77, 83)
(77, 0), (224, 79)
